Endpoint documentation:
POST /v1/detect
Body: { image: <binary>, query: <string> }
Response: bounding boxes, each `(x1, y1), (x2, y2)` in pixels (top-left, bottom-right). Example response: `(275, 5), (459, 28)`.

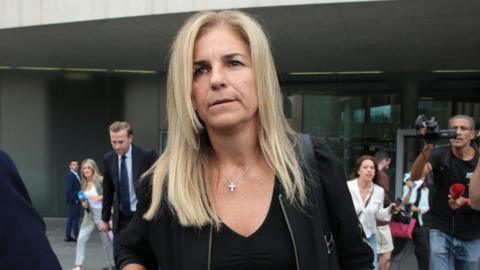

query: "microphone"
(449, 183), (465, 199)
(78, 190), (90, 212)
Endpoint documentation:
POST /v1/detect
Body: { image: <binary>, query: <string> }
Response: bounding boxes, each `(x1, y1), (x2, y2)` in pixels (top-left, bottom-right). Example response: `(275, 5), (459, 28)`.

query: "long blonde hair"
(144, 10), (305, 227)
(80, 158), (102, 190)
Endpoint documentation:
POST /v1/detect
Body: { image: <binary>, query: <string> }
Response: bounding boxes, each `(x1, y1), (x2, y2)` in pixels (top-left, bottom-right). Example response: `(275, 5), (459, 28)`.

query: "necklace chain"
(219, 153), (259, 192)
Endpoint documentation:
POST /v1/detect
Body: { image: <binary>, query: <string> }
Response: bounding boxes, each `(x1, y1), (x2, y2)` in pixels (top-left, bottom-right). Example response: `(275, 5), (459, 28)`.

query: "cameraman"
(410, 114), (480, 270)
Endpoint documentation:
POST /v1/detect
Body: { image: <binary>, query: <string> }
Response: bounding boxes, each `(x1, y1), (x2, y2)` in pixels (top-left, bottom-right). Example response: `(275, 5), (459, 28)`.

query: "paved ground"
(47, 218), (112, 270)
(44, 218), (430, 270)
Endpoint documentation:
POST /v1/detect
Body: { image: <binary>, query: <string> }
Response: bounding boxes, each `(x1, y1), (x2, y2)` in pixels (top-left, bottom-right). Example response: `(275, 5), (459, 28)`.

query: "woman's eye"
(193, 67), (208, 78)
(227, 60), (243, 67)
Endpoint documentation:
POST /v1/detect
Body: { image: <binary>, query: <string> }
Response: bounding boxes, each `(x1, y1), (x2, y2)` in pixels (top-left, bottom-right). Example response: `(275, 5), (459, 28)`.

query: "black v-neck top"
(210, 184), (296, 270)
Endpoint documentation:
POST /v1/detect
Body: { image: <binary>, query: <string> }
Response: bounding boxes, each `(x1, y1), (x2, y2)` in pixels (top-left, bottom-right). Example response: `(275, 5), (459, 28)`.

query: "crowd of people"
(2, 9), (480, 270)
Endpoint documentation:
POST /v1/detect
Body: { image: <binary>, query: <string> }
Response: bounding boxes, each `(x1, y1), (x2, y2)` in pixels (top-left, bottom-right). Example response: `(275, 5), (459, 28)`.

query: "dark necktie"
(120, 155), (131, 215)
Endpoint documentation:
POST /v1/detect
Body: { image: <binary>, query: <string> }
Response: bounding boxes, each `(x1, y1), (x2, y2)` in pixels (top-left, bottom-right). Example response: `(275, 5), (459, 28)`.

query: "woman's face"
(191, 25), (259, 131)
(357, 159), (375, 182)
(82, 164), (94, 180)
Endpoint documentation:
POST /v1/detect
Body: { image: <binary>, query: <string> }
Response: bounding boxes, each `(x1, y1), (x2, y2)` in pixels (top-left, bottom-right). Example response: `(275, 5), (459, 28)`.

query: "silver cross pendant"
(227, 181), (237, 192)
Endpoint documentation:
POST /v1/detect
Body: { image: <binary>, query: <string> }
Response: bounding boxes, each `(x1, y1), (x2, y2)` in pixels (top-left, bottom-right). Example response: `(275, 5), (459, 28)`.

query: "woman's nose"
(210, 65), (226, 90)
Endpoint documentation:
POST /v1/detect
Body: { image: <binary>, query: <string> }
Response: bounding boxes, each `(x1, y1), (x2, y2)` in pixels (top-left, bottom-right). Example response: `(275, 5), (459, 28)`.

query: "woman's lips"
(210, 98), (234, 107)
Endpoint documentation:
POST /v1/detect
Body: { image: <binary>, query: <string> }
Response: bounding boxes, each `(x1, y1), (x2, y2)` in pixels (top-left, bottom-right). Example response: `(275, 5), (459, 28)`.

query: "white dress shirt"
(347, 178), (392, 238)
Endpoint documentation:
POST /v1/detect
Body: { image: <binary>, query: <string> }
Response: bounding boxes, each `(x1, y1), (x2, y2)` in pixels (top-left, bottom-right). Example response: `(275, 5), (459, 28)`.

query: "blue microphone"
(78, 191), (90, 212)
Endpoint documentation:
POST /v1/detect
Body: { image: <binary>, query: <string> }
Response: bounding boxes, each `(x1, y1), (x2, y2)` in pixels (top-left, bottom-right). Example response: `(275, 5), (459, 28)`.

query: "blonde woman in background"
(117, 10), (373, 270)
(70, 159), (114, 270)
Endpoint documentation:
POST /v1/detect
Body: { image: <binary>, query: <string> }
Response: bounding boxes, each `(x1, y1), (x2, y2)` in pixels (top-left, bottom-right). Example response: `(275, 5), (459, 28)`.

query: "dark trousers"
(65, 202), (81, 239)
(113, 211), (134, 262)
(393, 222), (429, 270)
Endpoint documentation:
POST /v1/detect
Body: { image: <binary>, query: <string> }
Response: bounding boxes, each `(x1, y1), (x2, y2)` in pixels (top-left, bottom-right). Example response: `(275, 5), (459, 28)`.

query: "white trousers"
(74, 208), (114, 267)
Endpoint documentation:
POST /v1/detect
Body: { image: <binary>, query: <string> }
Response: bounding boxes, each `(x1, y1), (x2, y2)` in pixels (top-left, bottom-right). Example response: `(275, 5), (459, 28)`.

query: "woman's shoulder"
(309, 136), (344, 171)
(373, 183), (385, 196)
(137, 173), (154, 196)
(346, 178), (357, 185)
(346, 179), (357, 191)
(311, 137), (338, 159)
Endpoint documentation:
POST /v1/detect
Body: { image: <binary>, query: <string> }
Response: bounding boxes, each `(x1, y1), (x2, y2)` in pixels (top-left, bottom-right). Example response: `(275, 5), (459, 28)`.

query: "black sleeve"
(117, 175), (158, 269)
(312, 138), (374, 270)
(0, 150), (62, 269)
(102, 154), (114, 223)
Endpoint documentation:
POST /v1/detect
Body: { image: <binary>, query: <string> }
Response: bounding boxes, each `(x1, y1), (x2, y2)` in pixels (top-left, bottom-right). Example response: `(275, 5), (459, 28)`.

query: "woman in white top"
(347, 155), (398, 270)
(71, 159), (114, 270)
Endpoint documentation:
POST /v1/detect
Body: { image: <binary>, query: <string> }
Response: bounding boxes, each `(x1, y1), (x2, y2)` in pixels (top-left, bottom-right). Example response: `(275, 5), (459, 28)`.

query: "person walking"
(65, 160), (81, 242)
(98, 121), (157, 260)
(348, 155), (399, 270)
(71, 159), (114, 270)
(410, 114), (480, 270)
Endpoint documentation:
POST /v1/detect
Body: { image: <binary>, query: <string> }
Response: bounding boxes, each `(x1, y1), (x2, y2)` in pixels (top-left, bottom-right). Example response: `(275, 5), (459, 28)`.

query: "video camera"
(415, 115), (458, 144)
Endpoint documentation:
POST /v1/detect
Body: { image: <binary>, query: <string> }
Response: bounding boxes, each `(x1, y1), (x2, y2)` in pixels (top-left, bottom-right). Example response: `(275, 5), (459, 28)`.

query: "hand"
(406, 180), (414, 190)
(98, 220), (110, 232)
(410, 205), (420, 213)
(418, 127), (427, 136)
(90, 195), (102, 201)
(448, 195), (470, 210)
(389, 203), (402, 214)
(422, 143), (434, 151)
(81, 201), (89, 209)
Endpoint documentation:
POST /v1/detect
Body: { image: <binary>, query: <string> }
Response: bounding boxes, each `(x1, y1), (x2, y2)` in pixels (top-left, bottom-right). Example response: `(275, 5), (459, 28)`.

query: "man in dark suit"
(98, 121), (157, 260)
(64, 160), (81, 242)
(0, 149), (62, 269)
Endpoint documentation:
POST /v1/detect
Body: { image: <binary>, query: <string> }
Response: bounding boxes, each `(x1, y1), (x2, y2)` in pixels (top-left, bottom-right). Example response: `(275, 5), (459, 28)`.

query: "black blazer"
(117, 139), (373, 270)
(0, 150), (62, 269)
(65, 170), (81, 204)
(101, 144), (157, 233)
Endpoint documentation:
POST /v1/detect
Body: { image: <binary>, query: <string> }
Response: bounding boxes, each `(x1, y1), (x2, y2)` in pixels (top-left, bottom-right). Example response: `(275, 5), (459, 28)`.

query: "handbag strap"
(364, 185), (375, 208)
(358, 184), (374, 217)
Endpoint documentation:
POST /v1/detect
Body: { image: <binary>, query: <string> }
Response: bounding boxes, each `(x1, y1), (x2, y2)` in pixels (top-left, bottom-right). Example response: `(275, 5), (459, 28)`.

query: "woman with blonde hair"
(70, 159), (114, 270)
(118, 10), (372, 270)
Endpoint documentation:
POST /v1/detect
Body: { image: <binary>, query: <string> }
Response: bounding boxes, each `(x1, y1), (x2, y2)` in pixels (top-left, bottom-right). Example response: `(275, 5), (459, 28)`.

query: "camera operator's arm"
(470, 158), (480, 210)
(402, 180), (414, 204)
(410, 143), (434, 181)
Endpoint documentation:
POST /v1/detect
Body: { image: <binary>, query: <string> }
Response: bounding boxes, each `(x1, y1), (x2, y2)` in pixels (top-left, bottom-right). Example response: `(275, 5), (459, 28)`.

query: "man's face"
(69, 161), (79, 172)
(385, 158), (391, 169)
(449, 118), (475, 149)
(109, 129), (133, 156)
